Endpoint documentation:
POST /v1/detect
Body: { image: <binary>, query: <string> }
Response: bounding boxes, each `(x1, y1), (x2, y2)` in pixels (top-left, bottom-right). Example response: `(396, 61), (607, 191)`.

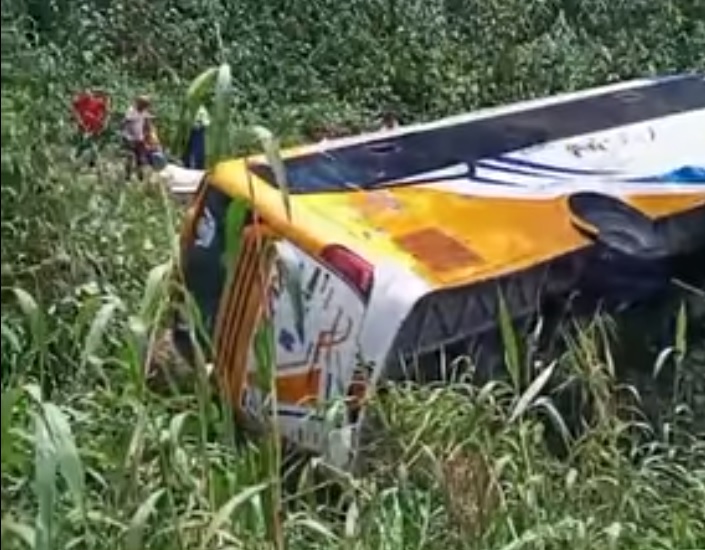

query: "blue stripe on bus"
(493, 155), (619, 176)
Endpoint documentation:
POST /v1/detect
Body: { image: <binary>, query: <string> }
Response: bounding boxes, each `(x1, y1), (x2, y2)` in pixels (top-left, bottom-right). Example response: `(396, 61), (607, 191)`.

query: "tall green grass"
(2, 209), (705, 549)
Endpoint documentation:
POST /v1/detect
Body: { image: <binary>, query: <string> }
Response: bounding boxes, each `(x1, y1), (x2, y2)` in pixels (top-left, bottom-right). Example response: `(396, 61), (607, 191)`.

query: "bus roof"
(249, 73), (705, 194)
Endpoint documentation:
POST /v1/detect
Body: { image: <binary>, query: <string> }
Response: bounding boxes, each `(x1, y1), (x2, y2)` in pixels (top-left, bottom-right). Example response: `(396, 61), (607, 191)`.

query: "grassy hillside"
(2, 1), (705, 548)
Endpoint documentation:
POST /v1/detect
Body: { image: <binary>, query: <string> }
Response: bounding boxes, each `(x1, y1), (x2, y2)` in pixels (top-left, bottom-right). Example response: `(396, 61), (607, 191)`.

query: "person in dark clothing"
(183, 106), (209, 169)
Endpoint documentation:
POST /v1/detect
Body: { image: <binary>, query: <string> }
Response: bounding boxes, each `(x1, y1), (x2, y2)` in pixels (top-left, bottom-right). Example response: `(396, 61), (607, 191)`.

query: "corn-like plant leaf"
(222, 199), (250, 280)
(124, 488), (166, 550)
(1, 517), (36, 548)
(344, 499), (360, 539)
(1, 387), (22, 469)
(251, 125), (292, 220)
(81, 297), (122, 368)
(497, 290), (521, 392)
(174, 66), (218, 155)
(209, 62), (233, 166)
(604, 521), (624, 548)
(531, 396), (572, 447)
(187, 67), (218, 104)
(200, 482), (269, 549)
(509, 361), (557, 423)
(168, 410), (193, 448)
(123, 404), (148, 470)
(675, 301), (688, 360)
(653, 346), (676, 379)
(288, 515), (339, 542)
(41, 402), (85, 513)
(1, 321), (21, 353)
(24, 383), (43, 404)
(12, 287), (39, 324)
(139, 261), (172, 322)
(34, 412), (57, 550)
(12, 288), (44, 347)
(253, 319), (276, 392)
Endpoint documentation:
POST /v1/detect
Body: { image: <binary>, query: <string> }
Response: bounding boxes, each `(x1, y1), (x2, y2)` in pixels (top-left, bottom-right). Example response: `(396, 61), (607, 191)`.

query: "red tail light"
(320, 245), (374, 300)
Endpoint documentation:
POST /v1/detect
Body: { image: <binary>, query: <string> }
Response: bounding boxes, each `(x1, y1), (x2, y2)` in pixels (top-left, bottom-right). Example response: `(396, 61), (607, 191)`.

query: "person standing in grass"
(182, 105), (210, 169)
(144, 116), (167, 170)
(379, 109), (400, 131)
(121, 94), (154, 181)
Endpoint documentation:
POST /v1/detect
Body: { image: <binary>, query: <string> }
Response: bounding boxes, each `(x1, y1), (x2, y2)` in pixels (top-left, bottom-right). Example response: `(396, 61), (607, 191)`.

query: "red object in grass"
(72, 92), (109, 135)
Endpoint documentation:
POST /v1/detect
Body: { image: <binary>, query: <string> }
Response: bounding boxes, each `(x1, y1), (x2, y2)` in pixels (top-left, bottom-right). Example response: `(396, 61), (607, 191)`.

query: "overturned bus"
(166, 73), (705, 469)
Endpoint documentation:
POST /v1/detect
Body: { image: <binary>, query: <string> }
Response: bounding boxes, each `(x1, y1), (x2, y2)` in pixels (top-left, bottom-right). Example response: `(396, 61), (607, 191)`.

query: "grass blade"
(497, 290), (521, 392)
(168, 410), (193, 449)
(2, 517), (36, 548)
(653, 346), (675, 379)
(1, 386), (22, 469)
(140, 261), (172, 322)
(175, 66), (218, 155)
(12, 288), (46, 381)
(124, 488), (166, 550)
(209, 62), (233, 166)
(251, 125), (291, 219)
(344, 500), (359, 540)
(222, 199), (250, 280)
(675, 301), (688, 360)
(1, 320), (21, 354)
(81, 297), (122, 369)
(41, 402), (85, 514)
(34, 411), (57, 550)
(509, 361), (557, 423)
(12, 288), (42, 340)
(200, 482), (270, 549)
(532, 396), (572, 447)
(287, 515), (339, 543)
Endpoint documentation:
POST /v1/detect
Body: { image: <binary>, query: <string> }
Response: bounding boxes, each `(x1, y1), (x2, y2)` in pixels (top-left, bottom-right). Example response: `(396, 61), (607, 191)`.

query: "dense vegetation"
(2, 0), (704, 548)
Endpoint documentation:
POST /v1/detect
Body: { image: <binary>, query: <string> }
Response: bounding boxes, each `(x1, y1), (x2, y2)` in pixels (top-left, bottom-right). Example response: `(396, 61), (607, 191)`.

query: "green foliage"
(2, 0), (705, 549)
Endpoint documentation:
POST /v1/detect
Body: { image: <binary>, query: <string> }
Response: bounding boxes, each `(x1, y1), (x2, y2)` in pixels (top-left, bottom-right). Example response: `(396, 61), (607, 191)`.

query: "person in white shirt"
(121, 95), (153, 180)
